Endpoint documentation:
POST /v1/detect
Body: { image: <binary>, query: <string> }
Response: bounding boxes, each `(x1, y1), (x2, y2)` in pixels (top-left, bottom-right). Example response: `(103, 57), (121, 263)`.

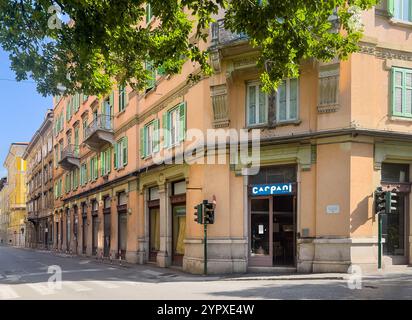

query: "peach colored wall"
(316, 143), (351, 237)
(349, 142), (375, 237)
(299, 167), (317, 238)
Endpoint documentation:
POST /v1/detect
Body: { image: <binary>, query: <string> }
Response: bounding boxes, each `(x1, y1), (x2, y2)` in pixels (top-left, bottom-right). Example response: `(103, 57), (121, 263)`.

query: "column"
(157, 183), (172, 267)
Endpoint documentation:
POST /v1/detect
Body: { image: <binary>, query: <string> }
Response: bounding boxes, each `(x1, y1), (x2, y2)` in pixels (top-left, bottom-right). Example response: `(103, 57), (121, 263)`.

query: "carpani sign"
(250, 183), (293, 196)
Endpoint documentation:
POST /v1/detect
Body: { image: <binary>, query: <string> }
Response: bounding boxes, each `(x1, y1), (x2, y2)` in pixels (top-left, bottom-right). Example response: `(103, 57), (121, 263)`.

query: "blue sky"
(0, 48), (51, 177)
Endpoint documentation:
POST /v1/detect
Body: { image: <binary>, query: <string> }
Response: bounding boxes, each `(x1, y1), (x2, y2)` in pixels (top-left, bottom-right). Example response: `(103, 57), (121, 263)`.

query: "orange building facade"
(51, 1), (412, 274)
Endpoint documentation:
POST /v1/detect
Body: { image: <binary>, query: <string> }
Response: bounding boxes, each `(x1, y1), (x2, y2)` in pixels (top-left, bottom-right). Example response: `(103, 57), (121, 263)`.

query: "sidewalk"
(9, 245), (412, 282)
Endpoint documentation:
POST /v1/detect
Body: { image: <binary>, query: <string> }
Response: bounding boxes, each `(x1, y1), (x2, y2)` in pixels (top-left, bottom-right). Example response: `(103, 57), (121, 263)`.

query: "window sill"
(389, 116), (412, 123)
(116, 109), (126, 118)
(273, 119), (302, 127)
(389, 18), (412, 28)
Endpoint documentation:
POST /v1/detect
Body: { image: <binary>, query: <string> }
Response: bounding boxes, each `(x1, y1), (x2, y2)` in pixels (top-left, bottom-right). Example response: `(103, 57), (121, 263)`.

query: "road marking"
(26, 283), (55, 295)
(0, 285), (19, 299)
(89, 280), (119, 289)
(79, 260), (91, 265)
(108, 277), (139, 286)
(64, 281), (92, 292)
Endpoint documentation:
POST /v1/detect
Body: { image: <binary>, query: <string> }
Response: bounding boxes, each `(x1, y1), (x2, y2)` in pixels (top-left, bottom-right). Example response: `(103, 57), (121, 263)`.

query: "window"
(146, 3), (153, 24)
(276, 78), (298, 122)
(72, 168), (79, 190)
(141, 120), (160, 158)
(114, 137), (128, 169)
(65, 173), (71, 193)
(390, 0), (412, 22)
(90, 156), (99, 181)
(392, 67), (412, 118)
(82, 117), (88, 141)
(145, 61), (156, 91)
(119, 85), (128, 112)
(100, 148), (111, 176)
(80, 163), (87, 186)
(318, 64), (339, 109)
(163, 102), (186, 148)
(246, 82), (268, 126)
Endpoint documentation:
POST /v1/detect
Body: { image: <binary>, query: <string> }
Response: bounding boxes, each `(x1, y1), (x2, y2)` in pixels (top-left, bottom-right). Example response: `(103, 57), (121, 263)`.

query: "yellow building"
(4, 143), (28, 246)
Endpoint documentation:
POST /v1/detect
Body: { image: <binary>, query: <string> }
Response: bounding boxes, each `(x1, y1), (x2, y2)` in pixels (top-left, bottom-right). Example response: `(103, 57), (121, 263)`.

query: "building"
(52, 1), (412, 274)
(3, 143), (28, 246)
(24, 110), (54, 249)
(0, 177), (8, 244)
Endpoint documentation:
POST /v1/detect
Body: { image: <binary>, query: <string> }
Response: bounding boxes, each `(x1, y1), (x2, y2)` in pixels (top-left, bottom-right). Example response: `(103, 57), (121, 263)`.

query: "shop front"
(171, 180), (186, 267)
(248, 165), (297, 267)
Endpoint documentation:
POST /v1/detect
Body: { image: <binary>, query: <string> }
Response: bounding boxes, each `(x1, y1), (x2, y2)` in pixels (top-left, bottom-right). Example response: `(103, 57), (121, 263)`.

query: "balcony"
(59, 144), (80, 170)
(83, 114), (115, 150)
(210, 19), (249, 48)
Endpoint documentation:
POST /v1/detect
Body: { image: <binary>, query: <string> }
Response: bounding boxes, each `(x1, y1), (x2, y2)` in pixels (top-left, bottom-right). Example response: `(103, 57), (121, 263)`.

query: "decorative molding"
(210, 51), (222, 73)
(359, 42), (412, 62)
(374, 142), (412, 170)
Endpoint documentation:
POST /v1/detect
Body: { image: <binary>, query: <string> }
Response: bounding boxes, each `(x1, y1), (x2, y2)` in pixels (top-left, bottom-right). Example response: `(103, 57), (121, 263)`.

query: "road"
(1, 246), (412, 300)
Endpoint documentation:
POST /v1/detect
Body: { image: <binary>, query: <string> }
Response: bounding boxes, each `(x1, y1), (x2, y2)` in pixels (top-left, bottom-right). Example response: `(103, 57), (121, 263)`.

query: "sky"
(0, 48), (51, 178)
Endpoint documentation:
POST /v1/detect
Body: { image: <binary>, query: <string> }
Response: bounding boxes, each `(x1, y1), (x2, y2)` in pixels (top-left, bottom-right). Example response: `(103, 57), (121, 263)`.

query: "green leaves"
(0, 0), (378, 97)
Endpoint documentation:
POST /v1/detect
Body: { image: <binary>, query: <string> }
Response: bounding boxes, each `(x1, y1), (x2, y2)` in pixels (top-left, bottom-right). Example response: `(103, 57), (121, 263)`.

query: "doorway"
(249, 195), (296, 267)
(149, 207), (160, 262)
(382, 193), (408, 264)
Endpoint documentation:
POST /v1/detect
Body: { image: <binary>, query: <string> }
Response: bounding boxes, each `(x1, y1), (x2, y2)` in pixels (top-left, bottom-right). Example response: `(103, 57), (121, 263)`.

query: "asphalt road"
(1, 246), (412, 300)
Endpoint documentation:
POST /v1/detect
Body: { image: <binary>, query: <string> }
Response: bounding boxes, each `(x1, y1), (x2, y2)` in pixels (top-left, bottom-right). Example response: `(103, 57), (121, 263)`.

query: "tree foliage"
(0, 0), (378, 97)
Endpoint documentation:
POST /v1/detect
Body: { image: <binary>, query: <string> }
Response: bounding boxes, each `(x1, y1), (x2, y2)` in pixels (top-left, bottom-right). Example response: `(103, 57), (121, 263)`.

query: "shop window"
(249, 165), (297, 185)
(173, 180), (186, 195)
(381, 163), (409, 182)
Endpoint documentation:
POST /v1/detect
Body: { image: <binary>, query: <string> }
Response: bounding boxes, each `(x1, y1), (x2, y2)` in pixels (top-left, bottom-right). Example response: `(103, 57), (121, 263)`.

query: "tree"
(0, 0), (378, 97)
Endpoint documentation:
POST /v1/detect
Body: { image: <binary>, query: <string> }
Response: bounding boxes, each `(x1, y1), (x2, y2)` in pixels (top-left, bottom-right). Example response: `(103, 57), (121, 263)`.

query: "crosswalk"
(0, 278), (137, 300)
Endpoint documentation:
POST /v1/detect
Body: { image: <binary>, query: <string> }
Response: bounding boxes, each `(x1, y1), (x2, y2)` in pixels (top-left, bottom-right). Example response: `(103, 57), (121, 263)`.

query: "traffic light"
(204, 202), (215, 224)
(375, 187), (386, 215)
(385, 189), (398, 214)
(194, 204), (203, 224)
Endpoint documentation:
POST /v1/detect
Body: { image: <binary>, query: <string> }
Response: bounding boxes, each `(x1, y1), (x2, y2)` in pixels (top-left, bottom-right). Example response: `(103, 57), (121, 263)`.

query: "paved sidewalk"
(9, 245), (412, 282)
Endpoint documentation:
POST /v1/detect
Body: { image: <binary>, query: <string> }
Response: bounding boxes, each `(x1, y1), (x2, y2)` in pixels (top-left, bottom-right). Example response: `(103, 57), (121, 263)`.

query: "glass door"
(149, 207), (160, 261)
(172, 205), (186, 266)
(383, 193), (406, 257)
(103, 213), (111, 257)
(118, 213), (127, 259)
(249, 198), (272, 266)
(92, 215), (98, 256)
(82, 216), (87, 254)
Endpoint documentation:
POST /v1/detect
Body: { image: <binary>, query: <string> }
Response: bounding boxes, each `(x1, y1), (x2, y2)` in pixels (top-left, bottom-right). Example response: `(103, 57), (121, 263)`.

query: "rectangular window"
(276, 79), (298, 122)
(100, 148), (111, 176)
(114, 137), (128, 169)
(246, 82), (268, 126)
(392, 0), (412, 22)
(119, 85), (127, 112)
(80, 163), (87, 186)
(141, 120), (160, 158)
(392, 67), (412, 118)
(146, 3), (153, 24)
(90, 156), (99, 181)
(164, 102), (186, 147)
(82, 117), (88, 141)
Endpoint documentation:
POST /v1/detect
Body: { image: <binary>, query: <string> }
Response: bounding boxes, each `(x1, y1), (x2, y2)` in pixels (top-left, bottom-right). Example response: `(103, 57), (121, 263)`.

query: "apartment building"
(3, 143), (28, 247)
(0, 177), (8, 244)
(24, 110), (54, 249)
(52, 1), (412, 274)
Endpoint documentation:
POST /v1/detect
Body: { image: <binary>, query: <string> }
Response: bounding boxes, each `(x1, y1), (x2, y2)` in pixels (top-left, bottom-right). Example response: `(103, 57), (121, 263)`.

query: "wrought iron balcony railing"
(84, 114), (114, 141)
(61, 144), (80, 160)
(210, 19), (248, 47)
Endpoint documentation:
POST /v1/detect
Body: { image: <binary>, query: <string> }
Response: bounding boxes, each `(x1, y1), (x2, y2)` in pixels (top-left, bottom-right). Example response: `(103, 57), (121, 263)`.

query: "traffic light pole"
(378, 213), (382, 269)
(204, 222), (207, 275)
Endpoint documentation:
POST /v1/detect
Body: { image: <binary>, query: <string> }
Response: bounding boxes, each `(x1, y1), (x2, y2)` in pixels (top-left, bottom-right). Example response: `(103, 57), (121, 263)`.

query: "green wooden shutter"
(107, 148), (111, 173)
(124, 87), (129, 106)
(114, 143), (118, 169)
(388, 0), (394, 16)
(162, 112), (169, 148)
(140, 127), (145, 158)
(146, 3), (152, 23)
(154, 119), (160, 152)
(123, 137), (128, 166)
(109, 91), (114, 111)
(100, 151), (105, 176)
(179, 102), (187, 142)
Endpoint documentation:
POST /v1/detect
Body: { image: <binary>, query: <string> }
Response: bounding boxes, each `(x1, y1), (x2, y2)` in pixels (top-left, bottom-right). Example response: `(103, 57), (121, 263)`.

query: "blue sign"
(251, 183), (293, 195)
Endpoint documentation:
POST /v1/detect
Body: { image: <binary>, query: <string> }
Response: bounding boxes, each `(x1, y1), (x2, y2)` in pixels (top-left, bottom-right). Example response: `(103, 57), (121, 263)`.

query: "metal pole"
(378, 213), (382, 269)
(204, 223), (207, 275)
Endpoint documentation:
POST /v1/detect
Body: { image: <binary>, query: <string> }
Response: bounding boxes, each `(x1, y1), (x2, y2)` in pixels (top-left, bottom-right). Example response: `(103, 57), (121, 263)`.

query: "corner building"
(54, 1), (412, 273)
